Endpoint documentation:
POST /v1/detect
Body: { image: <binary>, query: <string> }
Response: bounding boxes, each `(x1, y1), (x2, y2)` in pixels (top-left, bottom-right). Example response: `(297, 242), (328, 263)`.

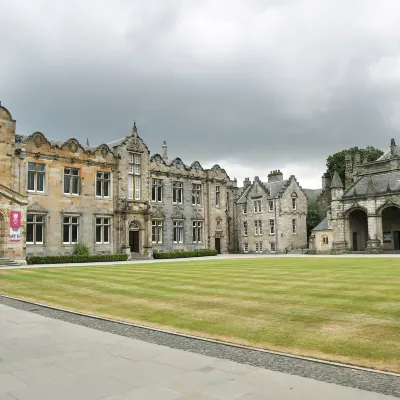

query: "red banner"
(10, 211), (21, 228)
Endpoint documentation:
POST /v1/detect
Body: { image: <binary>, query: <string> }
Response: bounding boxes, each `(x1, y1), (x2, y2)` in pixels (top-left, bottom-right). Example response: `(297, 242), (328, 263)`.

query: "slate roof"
(312, 217), (331, 231)
(107, 137), (127, 147)
(237, 179), (289, 203)
(343, 170), (400, 198)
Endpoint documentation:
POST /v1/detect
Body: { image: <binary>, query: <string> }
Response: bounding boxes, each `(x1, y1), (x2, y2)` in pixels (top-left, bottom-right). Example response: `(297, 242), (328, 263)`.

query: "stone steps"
(0, 258), (20, 267)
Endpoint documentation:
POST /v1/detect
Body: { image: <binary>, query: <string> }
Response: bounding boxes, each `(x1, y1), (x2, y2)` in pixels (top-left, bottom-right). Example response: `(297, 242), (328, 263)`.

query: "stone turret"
(321, 173), (331, 190)
(330, 171), (344, 200)
(390, 138), (397, 156)
(345, 154), (353, 189)
(268, 169), (283, 183)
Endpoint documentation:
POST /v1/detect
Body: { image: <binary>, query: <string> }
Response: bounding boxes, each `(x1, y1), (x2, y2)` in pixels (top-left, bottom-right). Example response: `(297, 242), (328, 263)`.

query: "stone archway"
(382, 206), (400, 251)
(348, 209), (368, 251)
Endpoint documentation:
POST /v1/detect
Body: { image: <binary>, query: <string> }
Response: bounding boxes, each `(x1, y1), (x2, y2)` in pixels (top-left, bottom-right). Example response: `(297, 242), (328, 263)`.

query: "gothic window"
(152, 179), (163, 202)
(96, 172), (110, 198)
(63, 168), (80, 195)
(27, 163), (45, 193)
(128, 153), (141, 200)
(26, 214), (44, 244)
(152, 220), (163, 243)
(173, 182), (183, 204)
(322, 235), (329, 245)
(96, 217), (110, 243)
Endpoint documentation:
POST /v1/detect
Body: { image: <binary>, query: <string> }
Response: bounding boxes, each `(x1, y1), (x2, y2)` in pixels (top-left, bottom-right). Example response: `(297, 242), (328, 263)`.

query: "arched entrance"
(382, 206), (400, 251)
(349, 209), (368, 251)
(0, 212), (6, 258)
(128, 220), (140, 253)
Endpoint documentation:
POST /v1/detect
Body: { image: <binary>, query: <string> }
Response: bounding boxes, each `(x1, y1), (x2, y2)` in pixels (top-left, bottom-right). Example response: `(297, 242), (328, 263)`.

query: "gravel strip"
(1, 295), (399, 398)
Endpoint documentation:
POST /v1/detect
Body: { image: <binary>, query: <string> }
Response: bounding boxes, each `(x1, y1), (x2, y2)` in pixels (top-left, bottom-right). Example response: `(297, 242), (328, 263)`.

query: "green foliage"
(27, 254), (128, 265)
(326, 146), (384, 184)
(73, 242), (91, 256)
(306, 197), (325, 239)
(153, 249), (218, 259)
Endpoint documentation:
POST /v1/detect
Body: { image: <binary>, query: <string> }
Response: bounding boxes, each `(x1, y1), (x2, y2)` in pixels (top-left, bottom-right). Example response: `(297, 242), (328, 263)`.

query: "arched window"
(322, 235), (329, 245)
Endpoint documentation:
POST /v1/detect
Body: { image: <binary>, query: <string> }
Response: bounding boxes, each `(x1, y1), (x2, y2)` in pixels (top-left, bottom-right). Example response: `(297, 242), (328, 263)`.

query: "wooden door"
(129, 231), (140, 253)
(215, 238), (221, 254)
(352, 232), (358, 251)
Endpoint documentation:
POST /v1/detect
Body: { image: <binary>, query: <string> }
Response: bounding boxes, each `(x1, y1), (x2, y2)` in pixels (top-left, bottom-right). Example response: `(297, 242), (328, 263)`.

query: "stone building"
(236, 171), (308, 254)
(308, 217), (333, 254)
(328, 138), (400, 253)
(0, 103), (238, 261)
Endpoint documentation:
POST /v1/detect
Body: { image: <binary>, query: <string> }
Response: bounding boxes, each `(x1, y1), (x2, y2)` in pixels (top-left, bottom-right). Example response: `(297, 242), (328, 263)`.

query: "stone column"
(366, 215), (383, 253)
(331, 214), (348, 254)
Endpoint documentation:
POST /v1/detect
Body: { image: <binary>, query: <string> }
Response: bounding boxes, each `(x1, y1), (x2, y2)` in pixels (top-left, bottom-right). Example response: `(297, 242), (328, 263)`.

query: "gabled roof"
(312, 217), (331, 231)
(237, 178), (290, 203)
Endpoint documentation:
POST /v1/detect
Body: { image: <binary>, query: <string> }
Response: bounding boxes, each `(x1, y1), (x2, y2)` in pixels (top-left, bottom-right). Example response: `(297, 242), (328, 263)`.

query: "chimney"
(355, 153), (361, 164)
(162, 141), (168, 161)
(243, 177), (251, 189)
(268, 169), (283, 183)
(391, 138), (397, 156)
(321, 173), (331, 190)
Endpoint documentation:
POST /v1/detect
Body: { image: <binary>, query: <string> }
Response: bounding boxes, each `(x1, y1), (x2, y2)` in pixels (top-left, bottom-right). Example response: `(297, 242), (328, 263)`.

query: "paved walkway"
(3, 253), (400, 270)
(0, 304), (397, 400)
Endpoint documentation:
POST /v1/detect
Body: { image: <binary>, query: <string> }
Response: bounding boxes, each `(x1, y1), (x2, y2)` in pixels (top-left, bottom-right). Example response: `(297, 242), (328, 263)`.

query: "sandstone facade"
(0, 103), (309, 260)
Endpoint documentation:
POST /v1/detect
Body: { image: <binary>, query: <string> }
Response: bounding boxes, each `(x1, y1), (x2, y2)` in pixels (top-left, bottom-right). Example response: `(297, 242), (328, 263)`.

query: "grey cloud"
(2, 0), (400, 187)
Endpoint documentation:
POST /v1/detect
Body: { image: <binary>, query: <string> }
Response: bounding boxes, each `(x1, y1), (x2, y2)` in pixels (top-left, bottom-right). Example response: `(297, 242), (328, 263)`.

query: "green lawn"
(1, 258), (399, 372)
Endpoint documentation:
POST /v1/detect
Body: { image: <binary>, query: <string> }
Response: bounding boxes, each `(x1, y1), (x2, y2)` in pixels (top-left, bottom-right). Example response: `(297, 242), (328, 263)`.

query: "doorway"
(215, 238), (221, 254)
(129, 230), (139, 253)
(352, 232), (358, 251)
(394, 231), (400, 250)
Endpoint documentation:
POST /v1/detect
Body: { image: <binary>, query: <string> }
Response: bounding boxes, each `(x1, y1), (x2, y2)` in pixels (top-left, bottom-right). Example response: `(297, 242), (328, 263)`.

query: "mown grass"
(1, 257), (399, 372)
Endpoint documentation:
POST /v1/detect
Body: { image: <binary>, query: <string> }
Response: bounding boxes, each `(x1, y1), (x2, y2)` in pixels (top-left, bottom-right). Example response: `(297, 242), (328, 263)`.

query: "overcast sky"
(2, 0), (400, 188)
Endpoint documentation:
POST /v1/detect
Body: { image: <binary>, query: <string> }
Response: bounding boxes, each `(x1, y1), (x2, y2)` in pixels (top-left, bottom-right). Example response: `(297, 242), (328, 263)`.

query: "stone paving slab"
(0, 304), (398, 400)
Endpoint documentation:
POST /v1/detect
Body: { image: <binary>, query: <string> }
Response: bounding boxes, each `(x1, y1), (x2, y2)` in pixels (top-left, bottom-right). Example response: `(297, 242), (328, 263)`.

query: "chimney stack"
(243, 177), (251, 189)
(162, 141), (168, 161)
(268, 169), (283, 183)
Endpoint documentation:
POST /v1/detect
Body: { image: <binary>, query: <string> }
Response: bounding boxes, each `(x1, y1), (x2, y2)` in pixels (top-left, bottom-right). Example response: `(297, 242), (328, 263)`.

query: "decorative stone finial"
(132, 121), (138, 138)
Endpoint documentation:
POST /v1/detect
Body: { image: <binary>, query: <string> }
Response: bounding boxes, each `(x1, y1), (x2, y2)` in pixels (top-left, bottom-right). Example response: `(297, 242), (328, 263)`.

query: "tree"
(326, 146), (384, 184)
(306, 197), (325, 240)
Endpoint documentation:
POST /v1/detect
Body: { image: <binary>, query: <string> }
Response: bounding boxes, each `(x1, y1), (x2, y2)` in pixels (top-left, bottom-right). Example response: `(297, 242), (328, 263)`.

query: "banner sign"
(9, 211), (21, 242)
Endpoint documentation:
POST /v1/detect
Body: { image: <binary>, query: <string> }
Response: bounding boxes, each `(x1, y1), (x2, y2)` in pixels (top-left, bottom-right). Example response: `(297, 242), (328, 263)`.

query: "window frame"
(62, 215), (80, 244)
(255, 220), (263, 236)
(242, 203), (247, 214)
(268, 200), (274, 211)
(172, 181), (183, 204)
(192, 184), (201, 205)
(270, 242), (276, 253)
(243, 243), (249, 253)
(63, 167), (81, 196)
(243, 221), (248, 236)
(27, 162), (46, 193)
(255, 242), (263, 253)
(26, 214), (45, 244)
(292, 197), (297, 211)
(128, 152), (141, 200)
(192, 221), (202, 243)
(254, 200), (262, 213)
(152, 220), (163, 243)
(95, 171), (111, 199)
(95, 217), (111, 244)
(215, 186), (220, 206)
(173, 220), (184, 243)
(292, 218), (297, 234)
(269, 219), (275, 235)
(151, 179), (163, 203)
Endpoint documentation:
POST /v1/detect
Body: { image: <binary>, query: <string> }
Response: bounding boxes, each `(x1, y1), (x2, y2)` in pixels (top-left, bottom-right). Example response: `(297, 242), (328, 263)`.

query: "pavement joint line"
(1, 293), (399, 379)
